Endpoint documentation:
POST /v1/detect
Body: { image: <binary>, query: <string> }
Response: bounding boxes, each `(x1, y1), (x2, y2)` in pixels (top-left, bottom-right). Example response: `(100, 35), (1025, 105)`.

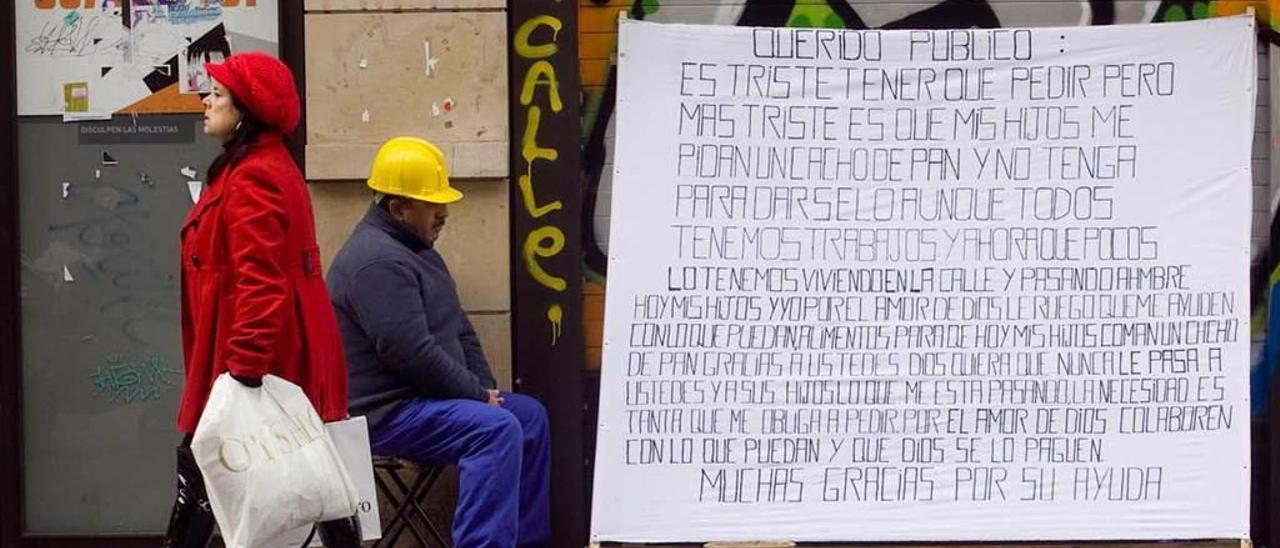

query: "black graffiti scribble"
(51, 182), (178, 347)
(25, 15), (106, 57)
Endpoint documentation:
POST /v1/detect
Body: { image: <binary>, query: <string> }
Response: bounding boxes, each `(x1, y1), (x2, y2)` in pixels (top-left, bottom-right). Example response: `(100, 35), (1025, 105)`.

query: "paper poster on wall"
(179, 29), (230, 94)
(591, 17), (1255, 543)
(15, 0), (278, 116)
(62, 82), (88, 112)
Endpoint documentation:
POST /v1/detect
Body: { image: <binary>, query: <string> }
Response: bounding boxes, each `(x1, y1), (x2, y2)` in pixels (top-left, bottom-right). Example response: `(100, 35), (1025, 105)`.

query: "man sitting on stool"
(327, 136), (550, 548)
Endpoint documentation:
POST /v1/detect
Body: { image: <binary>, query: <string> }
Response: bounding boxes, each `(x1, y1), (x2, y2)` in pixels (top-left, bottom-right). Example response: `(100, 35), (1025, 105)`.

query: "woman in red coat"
(162, 52), (360, 548)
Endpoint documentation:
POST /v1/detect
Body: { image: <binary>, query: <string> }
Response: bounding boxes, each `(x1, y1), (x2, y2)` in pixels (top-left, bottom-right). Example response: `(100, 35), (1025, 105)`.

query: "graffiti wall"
(16, 116), (220, 532)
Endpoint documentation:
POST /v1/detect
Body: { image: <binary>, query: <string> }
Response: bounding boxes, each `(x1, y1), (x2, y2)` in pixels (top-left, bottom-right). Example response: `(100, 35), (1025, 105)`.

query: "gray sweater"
(327, 204), (496, 427)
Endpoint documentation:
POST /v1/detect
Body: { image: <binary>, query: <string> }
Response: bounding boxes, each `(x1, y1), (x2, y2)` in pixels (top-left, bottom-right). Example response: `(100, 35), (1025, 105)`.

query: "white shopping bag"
(267, 417), (383, 546)
(192, 374), (359, 548)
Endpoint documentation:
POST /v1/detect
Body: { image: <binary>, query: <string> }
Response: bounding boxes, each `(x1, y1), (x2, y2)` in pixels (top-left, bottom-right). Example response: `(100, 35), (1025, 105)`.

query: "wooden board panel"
(583, 281), (604, 372)
(304, 11), (507, 178)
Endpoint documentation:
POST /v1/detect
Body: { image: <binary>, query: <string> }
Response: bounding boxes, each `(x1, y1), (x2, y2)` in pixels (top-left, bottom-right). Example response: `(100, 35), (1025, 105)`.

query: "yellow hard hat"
(367, 137), (463, 204)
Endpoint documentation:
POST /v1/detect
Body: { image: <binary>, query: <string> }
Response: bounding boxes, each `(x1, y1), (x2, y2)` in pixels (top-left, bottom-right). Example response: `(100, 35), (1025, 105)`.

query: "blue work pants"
(370, 392), (551, 548)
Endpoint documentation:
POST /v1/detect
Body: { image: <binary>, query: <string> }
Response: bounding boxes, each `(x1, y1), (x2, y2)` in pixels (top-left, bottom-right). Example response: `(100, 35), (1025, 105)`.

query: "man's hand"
(487, 389), (504, 406)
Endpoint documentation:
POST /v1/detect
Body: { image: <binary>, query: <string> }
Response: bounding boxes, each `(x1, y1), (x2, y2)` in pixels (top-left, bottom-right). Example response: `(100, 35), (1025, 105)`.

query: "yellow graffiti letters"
(524, 226), (567, 292)
(521, 105), (563, 218)
(522, 106), (559, 165)
(548, 304), (564, 344)
(521, 60), (563, 113)
(516, 11), (570, 345)
(515, 15), (562, 59)
(520, 174), (562, 219)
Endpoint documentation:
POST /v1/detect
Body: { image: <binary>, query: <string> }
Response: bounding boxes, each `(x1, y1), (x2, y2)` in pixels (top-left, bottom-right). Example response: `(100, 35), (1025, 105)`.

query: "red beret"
(205, 52), (301, 134)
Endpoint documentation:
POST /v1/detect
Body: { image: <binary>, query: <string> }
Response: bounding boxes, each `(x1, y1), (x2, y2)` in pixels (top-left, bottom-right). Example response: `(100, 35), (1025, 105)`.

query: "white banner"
(592, 17), (1255, 543)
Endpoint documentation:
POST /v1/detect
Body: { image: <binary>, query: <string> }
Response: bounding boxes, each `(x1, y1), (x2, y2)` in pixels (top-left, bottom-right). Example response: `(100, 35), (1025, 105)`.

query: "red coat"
(177, 134), (348, 432)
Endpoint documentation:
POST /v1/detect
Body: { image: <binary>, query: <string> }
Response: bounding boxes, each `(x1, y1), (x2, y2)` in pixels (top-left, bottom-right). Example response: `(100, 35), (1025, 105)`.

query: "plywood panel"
(583, 281), (604, 372)
(308, 179), (510, 312)
(580, 33), (616, 61)
(306, 0), (504, 11)
(305, 11), (507, 177)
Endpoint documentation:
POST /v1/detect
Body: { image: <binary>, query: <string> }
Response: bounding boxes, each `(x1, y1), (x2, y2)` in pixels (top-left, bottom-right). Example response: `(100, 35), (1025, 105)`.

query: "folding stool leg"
(401, 467), (450, 547)
(372, 461), (454, 547)
(372, 470), (407, 548)
(385, 465), (437, 547)
(418, 468), (450, 546)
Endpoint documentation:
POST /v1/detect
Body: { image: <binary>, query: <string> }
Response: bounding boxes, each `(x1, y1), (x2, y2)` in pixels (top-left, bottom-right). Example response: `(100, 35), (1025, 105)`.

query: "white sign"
(592, 17), (1255, 543)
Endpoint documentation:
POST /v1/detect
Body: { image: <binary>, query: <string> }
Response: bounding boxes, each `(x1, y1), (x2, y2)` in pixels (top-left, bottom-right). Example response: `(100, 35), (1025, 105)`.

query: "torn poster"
(187, 180), (202, 204)
(62, 112), (114, 123)
(179, 45), (227, 94)
(63, 82), (89, 112)
(17, 1), (280, 115)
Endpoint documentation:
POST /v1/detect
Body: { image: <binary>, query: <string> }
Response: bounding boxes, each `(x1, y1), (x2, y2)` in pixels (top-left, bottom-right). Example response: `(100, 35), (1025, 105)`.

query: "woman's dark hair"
(207, 96), (267, 182)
